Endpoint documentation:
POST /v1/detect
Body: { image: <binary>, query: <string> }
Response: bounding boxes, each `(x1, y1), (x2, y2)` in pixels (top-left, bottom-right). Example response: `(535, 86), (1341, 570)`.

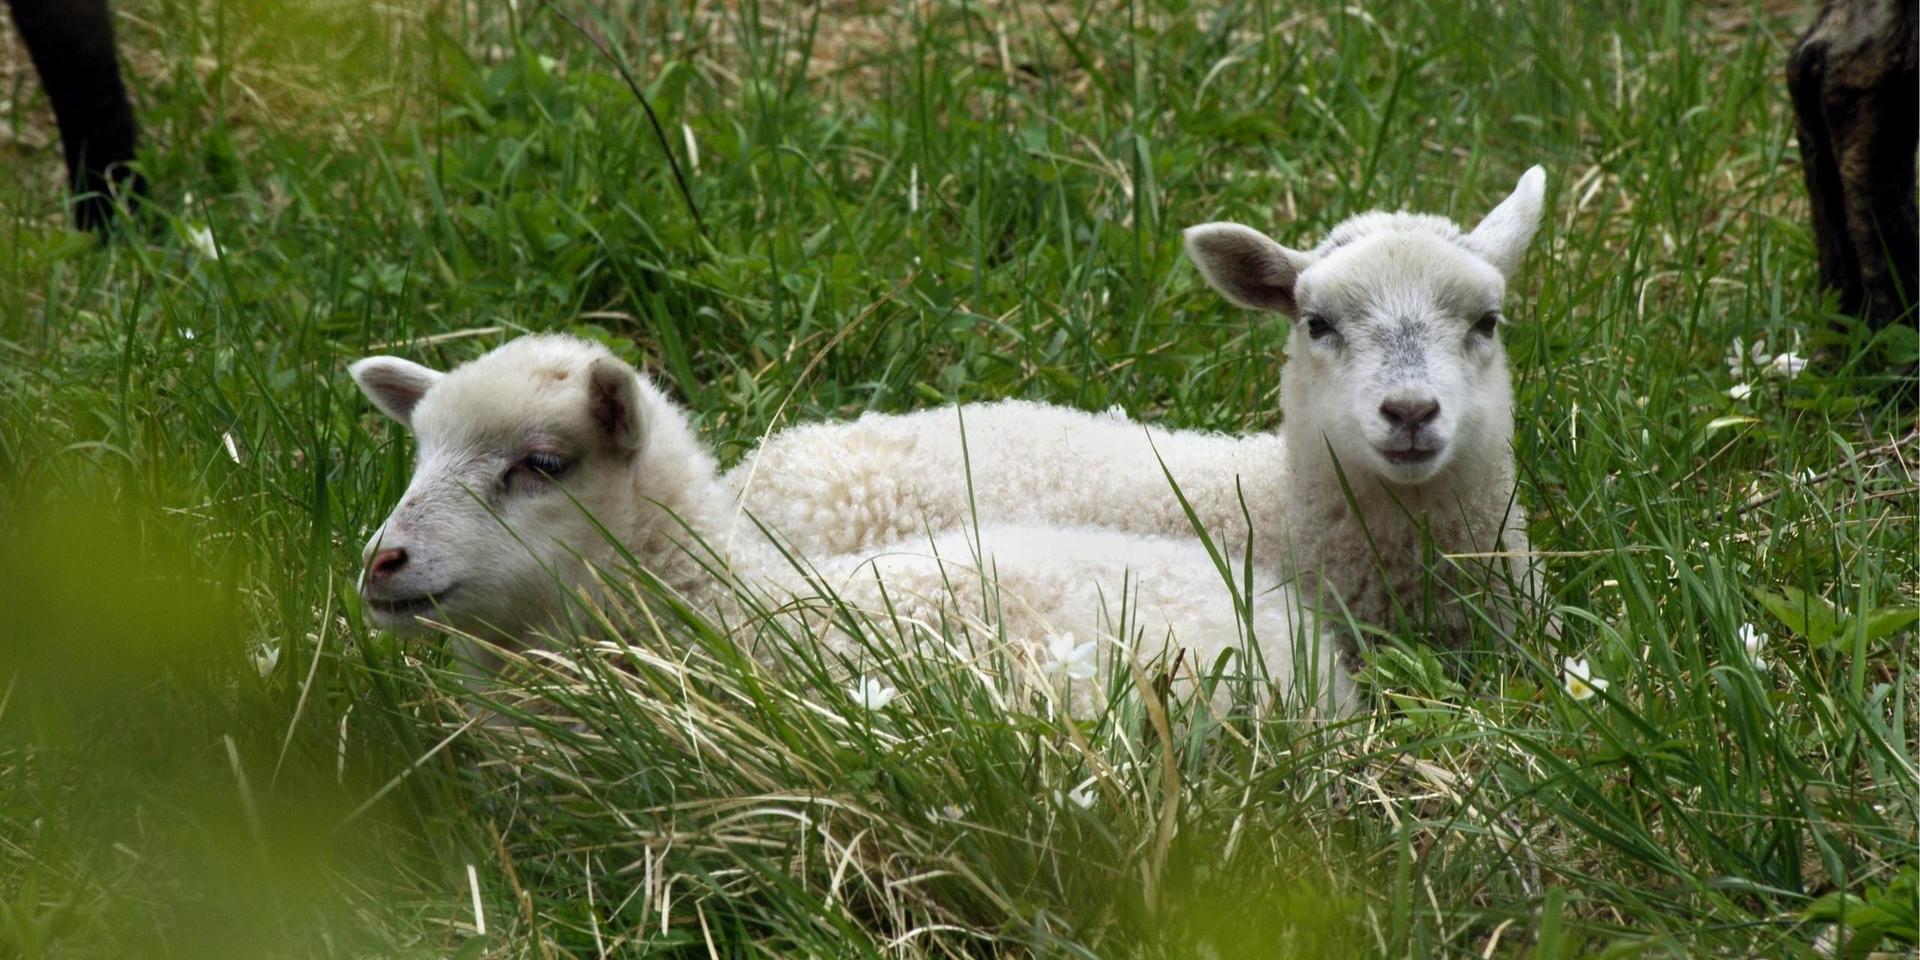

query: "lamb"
(726, 168), (1550, 646)
(348, 334), (1354, 718)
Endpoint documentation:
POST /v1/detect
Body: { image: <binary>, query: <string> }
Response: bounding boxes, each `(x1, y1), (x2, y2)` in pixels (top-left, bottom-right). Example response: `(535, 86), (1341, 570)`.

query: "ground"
(0, 0), (1915, 957)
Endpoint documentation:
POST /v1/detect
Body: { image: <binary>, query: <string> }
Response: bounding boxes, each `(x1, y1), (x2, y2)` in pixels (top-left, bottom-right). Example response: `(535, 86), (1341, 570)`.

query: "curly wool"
(352, 335), (1355, 718)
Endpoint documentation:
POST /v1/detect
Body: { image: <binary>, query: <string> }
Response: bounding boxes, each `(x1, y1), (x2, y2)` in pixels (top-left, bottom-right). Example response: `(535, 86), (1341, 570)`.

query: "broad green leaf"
(1860, 605), (1920, 645)
(1754, 587), (1844, 648)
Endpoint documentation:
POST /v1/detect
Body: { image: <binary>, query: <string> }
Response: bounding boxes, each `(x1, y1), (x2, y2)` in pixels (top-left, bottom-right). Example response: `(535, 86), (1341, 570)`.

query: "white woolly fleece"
(729, 168), (1551, 646)
(352, 335), (1355, 719)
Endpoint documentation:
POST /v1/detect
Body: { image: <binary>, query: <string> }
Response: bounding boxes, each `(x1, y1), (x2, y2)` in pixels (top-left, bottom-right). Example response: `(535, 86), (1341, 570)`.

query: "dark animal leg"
(4, 0), (144, 231)
(1788, 28), (1862, 314)
(1788, 0), (1919, 329)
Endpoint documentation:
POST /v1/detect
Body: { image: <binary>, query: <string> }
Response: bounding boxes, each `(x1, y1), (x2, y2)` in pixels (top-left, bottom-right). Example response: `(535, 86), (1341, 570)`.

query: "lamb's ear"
(585, 357), (646, 454)
(1183, 223), (1313, 314)
(349, 356), (442, 429)
(1465, 165), (1546, 280)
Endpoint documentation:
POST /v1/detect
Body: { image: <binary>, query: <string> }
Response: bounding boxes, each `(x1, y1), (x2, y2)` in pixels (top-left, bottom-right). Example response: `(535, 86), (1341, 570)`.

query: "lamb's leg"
(1788, 0), (1919, 329)
(5, 0), (145, 232)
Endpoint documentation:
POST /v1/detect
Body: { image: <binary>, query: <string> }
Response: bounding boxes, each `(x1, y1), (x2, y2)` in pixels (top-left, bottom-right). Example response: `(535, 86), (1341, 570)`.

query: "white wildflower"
(1767, 351), (1807, 379)
(848, 676), (899, 712)
(253, 644), (280, 679)
(1064, 777), (1097, 809)
(1562, 656), (1609, 702)
(178, 327), (197, 341)
(1728, 335), (1808, 381)
(1738, 623), (1768, 670)
(1043, 631), (1097, 681)
(186, 224), (219, 260)
(1726, 337), (1768, 379)
(1727, 382), (1753, 401)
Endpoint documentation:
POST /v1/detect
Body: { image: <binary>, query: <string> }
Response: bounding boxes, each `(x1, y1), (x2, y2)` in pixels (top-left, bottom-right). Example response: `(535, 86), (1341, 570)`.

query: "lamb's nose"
(367, 547), (409, 583)
(1379, 397), (1441, 430)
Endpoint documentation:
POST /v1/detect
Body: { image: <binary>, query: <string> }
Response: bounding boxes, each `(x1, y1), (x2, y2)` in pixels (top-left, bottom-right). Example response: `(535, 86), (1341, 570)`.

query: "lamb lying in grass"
(349, 335), (1354, 718)
(728, 168), (1550, 646)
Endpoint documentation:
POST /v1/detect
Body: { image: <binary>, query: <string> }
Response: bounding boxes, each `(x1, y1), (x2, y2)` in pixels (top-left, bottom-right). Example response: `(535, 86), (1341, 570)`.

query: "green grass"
(2, 0), (1916, 956)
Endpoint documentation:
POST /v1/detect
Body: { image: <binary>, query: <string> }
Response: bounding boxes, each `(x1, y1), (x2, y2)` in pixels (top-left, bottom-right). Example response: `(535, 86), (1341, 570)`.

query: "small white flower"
(1738, 623), (1768, 670)
(1043, 631), (1097, 681)
(1727, 382), (1753, 401)
(186, 224), (219, 260)
(1064, 777), (1097, 809)
(178, 327), (197, 340)
(1561, 656), (1609, 701)
(1726, 337), (1768, 379)
(848, 676), (898, 712)
(1729, 335), (1808, 381)
(253, 644), (280, 679)
(937, 804), (966, 821)
(1797, 468), (1818, 483)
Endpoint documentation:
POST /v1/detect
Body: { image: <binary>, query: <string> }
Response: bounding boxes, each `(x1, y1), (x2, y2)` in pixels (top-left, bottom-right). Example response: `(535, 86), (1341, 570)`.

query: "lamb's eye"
(1472, 312), (1501, 338)
(1304, 314), (1337, 341)
(511, 451), (574, 483)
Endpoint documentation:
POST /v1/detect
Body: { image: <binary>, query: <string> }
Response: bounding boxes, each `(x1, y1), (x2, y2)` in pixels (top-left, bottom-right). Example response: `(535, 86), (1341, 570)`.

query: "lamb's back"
(723, 400), (1287, 558)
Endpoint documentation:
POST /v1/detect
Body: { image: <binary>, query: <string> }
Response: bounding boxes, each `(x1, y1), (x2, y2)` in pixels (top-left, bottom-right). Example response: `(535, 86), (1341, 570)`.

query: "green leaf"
(1860, 605), (1920, 645)
(1754, 587), (1844, 648)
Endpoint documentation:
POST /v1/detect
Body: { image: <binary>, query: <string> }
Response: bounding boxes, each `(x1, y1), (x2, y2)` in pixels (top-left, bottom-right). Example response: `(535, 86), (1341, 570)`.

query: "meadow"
(1, 0), (1915, 956)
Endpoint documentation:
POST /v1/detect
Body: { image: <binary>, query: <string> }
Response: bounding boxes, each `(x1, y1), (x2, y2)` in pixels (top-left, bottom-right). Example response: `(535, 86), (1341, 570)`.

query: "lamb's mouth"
(365, 586), (460, 617)
(1379, 447), (1440, 465)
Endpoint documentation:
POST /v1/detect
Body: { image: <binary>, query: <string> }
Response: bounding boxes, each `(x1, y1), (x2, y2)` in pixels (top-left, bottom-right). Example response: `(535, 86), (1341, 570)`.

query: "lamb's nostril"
(368, 547), (408, 582)
(1379, 397), (1441, 430)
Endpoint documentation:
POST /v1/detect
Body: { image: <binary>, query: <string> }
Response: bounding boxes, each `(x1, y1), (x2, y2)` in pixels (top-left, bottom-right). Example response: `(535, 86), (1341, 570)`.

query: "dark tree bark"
(1788, 0), (1919, 329)
(5, 0), (144, 231)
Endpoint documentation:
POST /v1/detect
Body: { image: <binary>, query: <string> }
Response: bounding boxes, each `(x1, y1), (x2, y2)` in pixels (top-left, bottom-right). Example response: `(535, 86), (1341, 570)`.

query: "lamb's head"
(349, 335), (651, 639)
(1185, 166), (1545, 486)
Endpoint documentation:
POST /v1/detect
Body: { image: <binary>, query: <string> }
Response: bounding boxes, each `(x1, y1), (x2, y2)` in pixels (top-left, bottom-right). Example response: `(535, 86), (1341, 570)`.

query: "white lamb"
(726, 167), (1549, 646)
(348, 335), (1354, 718)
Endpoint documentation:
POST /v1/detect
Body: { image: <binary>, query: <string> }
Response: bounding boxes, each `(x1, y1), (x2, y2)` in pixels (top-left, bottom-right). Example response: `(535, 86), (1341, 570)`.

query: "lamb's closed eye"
(510, 450), (573, 483)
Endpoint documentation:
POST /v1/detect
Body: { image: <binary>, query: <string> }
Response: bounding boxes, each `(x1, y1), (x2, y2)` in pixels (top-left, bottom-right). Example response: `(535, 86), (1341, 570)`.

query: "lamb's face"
(1184, 166), (1545, 487)
(1286, 232), (1510, 484)
(349, 336), (646, 640)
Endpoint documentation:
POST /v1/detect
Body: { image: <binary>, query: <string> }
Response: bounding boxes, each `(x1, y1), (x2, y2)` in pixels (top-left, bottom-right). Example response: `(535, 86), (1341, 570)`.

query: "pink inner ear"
(586, 361), (640, 449)
(590, 387), (628, 439)
(354, 359), (439, 425)
(1186, 224), (1305, 315)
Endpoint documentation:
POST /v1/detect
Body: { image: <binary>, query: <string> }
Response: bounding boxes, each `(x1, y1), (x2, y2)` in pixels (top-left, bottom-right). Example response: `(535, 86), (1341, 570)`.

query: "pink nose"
(366, 547), (408, 583)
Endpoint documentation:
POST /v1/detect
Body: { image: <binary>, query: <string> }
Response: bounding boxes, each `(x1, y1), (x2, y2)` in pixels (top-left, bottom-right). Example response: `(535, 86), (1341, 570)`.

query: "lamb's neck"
(619, 416), (762, 606)
(1280, 422), (1520, 627)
